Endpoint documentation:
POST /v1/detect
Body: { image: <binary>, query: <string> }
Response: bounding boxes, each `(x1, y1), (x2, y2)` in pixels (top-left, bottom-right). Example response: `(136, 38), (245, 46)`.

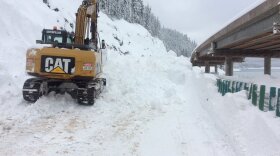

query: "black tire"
(102, 78), (107, 86)
(77, 88), (95, 106)
(23, 79), (43, 103)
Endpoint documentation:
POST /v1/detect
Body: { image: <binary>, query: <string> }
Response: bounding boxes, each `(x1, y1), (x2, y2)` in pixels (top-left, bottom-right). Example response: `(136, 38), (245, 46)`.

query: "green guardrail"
(217, 79), (279, 117)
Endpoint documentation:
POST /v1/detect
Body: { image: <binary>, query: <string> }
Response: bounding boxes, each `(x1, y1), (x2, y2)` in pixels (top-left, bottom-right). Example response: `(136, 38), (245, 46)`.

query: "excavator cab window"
(46, 35), (52, 42)
(53, 36), (63, 43)
(41, 29), (71, 44)
(38, 29), (92, 50)
(67, 37), (73, 44)
(66, 32), (75, 44)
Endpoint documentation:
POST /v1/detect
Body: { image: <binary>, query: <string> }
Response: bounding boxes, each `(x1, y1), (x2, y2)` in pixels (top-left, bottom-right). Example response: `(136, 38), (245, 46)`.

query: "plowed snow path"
(1, 52), (280, 156)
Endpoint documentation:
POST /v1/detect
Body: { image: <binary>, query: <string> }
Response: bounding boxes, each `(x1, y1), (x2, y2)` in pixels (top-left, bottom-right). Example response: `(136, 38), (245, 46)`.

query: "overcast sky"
(142, 0), (264, 44)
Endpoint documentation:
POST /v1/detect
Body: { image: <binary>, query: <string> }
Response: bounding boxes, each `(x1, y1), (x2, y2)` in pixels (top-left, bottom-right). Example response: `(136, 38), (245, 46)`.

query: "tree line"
(43, 0), (197, 57)
(99, 0), (197, 57)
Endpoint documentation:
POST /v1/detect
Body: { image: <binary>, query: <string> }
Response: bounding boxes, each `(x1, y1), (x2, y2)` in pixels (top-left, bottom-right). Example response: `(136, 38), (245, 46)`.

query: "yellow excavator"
(23, 0), (106, 105)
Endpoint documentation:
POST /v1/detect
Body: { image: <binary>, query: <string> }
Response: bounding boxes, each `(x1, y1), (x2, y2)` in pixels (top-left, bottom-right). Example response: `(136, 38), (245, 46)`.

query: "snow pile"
(1, 1), (280, 156)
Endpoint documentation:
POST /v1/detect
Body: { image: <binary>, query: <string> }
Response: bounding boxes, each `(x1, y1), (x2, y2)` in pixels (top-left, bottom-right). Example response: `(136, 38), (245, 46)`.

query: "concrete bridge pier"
(215, 65), (218, 74)
(264, 56), (271, 75)
(205, 61), (210, 73)
(225, 57), (233, 76)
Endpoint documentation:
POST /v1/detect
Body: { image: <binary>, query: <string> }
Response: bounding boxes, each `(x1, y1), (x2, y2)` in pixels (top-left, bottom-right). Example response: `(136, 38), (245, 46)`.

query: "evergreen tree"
(160, 27), (197, 57)
(143, 5), (151, 30)
(131, 0), (144, 24)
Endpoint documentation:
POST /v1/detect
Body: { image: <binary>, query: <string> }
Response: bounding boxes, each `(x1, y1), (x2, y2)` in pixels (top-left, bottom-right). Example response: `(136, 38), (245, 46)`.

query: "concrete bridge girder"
(191, 0), (280, 76)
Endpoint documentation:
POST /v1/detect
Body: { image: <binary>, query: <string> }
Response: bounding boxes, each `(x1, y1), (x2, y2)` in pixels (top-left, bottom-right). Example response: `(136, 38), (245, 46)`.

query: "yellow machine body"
(26, 47), (102, 80)
(22, 0), (106, 105)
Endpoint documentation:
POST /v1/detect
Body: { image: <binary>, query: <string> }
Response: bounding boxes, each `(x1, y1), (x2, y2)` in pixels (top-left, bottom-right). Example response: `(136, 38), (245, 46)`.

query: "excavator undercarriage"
(23, 77), (106, 105)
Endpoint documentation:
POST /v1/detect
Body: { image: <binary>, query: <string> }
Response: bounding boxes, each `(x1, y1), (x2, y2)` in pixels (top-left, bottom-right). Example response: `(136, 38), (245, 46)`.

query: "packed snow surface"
(1, 1), (280, 156)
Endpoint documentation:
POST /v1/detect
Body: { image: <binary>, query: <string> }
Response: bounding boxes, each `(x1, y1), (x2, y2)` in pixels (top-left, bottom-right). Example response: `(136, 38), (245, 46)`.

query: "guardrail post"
(248, 84), (253, 100)
(276, 89), (280, 117)
(225, 81), (229, 94)
(222, 80), (226, 96)
(235, 82), (238, 92)
(240, 82), (244, 91)
(224, 80), (228, 96)
(235, 82), (239, 92)
(252, 84), (258, 106)
(276, 88), (280, 117)
(259, 85), (265, 111)
(227, 81), (231, 93)
(269, 87), (277, 111)
(228, 81), (231, 93)
(219, 79), (223, 93)
(244, 83), (249, 91)
(217, 79), (221, 93)
(220, 80), (223, 95)
(232, 81), (236, 93)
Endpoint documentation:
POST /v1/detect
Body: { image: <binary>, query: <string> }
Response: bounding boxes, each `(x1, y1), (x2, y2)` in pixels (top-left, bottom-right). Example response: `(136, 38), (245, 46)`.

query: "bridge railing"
(217, 79), (280, 117)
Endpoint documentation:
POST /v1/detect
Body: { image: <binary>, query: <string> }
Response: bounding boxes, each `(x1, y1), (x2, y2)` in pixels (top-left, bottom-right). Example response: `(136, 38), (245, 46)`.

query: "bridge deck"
(192, 0), (280, 63)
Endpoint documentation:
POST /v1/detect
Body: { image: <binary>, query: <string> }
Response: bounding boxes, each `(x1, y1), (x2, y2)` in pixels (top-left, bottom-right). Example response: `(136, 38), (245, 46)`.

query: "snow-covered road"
(1, 50), (280, 156)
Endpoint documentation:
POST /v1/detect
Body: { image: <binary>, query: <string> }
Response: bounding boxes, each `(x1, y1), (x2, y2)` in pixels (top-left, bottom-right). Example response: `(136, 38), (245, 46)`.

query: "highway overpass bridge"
(191, 0), (280, 76)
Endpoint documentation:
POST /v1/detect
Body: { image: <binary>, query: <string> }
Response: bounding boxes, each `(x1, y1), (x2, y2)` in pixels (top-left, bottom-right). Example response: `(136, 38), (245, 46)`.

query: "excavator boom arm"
(74, 0), (98, 46)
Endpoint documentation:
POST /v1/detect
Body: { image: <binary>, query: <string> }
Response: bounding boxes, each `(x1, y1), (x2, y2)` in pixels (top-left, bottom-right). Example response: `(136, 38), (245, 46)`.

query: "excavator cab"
(36, 28), (98, 51)
(36, 28), (74, 45)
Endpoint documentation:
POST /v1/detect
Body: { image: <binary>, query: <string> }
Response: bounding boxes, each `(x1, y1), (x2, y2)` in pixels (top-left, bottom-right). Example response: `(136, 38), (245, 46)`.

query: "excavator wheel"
(22, 78), (44, 103)
(102, 78), (106, 86)
(77, 87), (96, 106)
(76, 78), (106, 106)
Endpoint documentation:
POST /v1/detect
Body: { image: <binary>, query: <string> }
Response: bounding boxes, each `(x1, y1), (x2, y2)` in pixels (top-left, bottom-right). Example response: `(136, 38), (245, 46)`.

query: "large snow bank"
(1, 1), (280, 156)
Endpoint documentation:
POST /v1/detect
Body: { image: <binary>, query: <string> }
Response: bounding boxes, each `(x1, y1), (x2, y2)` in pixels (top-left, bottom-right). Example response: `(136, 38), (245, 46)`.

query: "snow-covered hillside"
(1, 1), (280, 156)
